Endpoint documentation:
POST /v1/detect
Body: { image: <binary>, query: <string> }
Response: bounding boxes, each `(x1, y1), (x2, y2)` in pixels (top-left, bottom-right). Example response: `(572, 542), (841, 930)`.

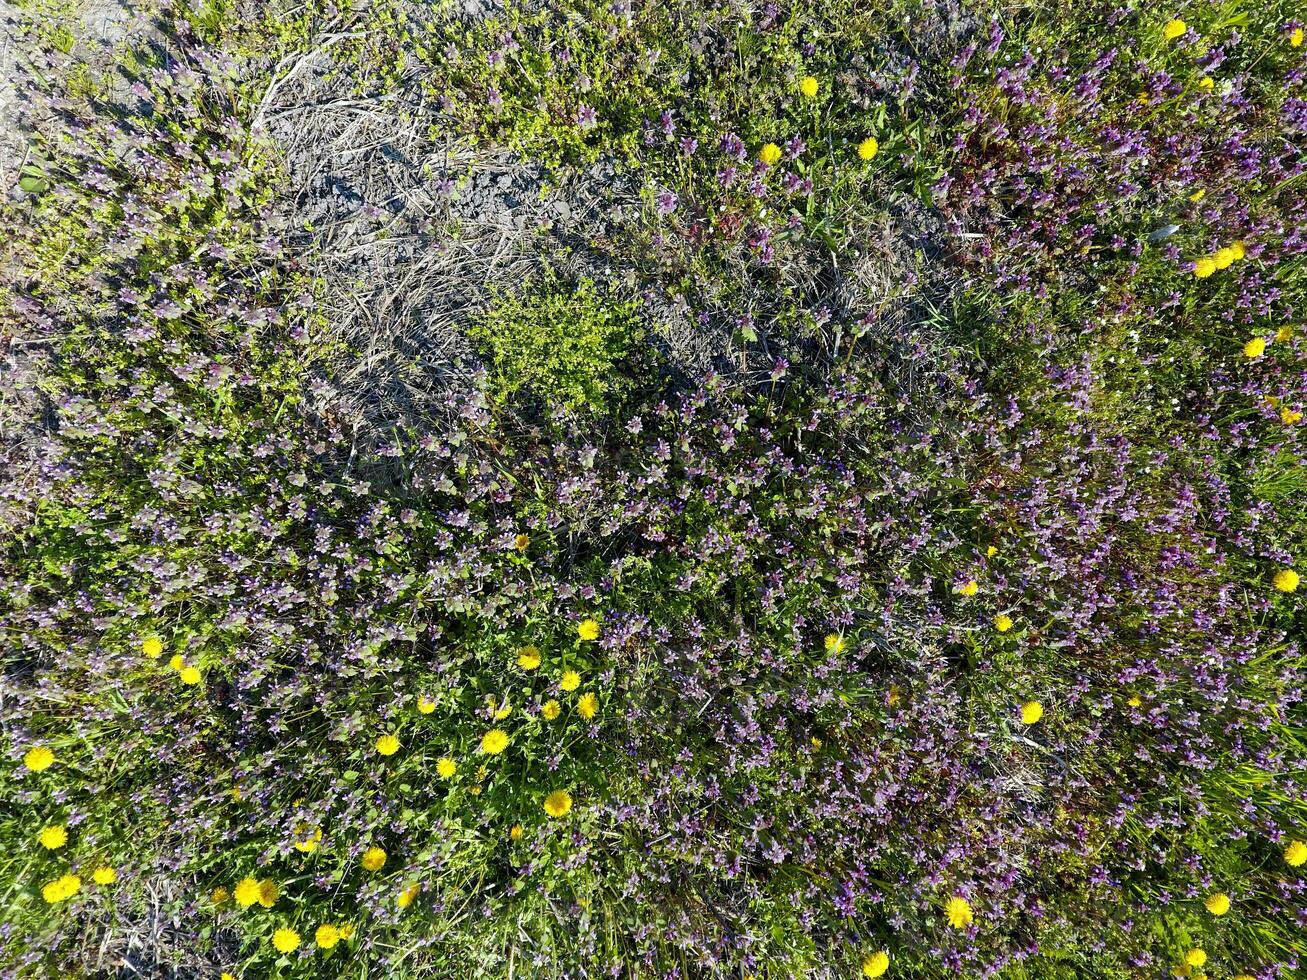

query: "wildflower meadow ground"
(0, 1), (1304, 978)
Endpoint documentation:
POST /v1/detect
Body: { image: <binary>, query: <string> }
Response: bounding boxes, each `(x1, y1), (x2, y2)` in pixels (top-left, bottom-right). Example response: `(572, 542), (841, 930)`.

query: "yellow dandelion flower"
(315, 923), (340, 949)
(257, 879), (279, 908)
(957, 580), (979, 597)
(1126, 694), (1143, 708)
(1185, 949), (1206, 968)
(759, 143), (782, 166)
(233, 877), (261, 908)
(1020, 701), (1044, 725)
(1192, 257), (1216, 278)
(986, 544), (998, 557)
(544, 789), (573, 818)
(576, 692), (599, 720)
(436, 757), (457, 778)
(272, 928), (300, 953)
(799, 75), (820, 98)
(1213, 247), (1236, 269)
(339, 923), (355, 940)
(60, 874), (83, 901)
(481, 729), (510, 755)
(168, 653), (184, 671)
(1188, 188), (1206, 203)
(221, 973), (237, 980)
(811, 735), (823, 749)
(1243, 337), (1266, 358)
(1234, 975), (1256, 980)
(861, 951), (890, 978)
(945, 895), (973, 928)
(41, 873), (81, 903)
(1292, 27), (1304, 47)
(857, 137), (879, 161)
(212, 886), (230, 905)
(39, 825), (68, 850)
(510, 823), (524, 840)
(994, 613), (1014, 633)
(514, 533), (530, 551)
(577, 619), (600, 641)
(397, 883), (420, 908)
(92, 866), (116, 885)
(1273, 569), (1300, 593)
(375, 734), (400, 756)
(179, 666), (202, 685)
(416, 695), (437, 714)
(887, 683), (902, 706)
(23, 745), (55, 772)
(1285, 839), (1307, 866)
(361, 846), (387, 871)
(560, 670), (581, 692)
(517, 646), (541, 670)
(541, 699), (561, 720)
(1204, 891), (1230, 915)
(142, 636), (163, 659)
(1163, 19), (1186, 40)
(1197, 76), (1214, 91)
(1275, 325), (1294, 343)
(824, 633), (845, 653)
(1282, 407), (1303, 425)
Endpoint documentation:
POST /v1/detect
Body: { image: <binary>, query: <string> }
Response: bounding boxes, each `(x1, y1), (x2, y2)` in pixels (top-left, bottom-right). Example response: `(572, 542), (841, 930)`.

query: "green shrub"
(469, 275), (644, 415)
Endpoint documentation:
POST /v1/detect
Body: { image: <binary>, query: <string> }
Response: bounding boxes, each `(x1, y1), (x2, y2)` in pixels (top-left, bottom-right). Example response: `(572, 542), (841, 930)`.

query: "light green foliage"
(470, 276), (644, 415)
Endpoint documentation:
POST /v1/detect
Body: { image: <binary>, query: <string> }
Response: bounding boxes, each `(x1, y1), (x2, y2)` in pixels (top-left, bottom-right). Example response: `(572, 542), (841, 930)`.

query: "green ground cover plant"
(469, 275), (644, 414)
(0, 1), (1304, 978)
